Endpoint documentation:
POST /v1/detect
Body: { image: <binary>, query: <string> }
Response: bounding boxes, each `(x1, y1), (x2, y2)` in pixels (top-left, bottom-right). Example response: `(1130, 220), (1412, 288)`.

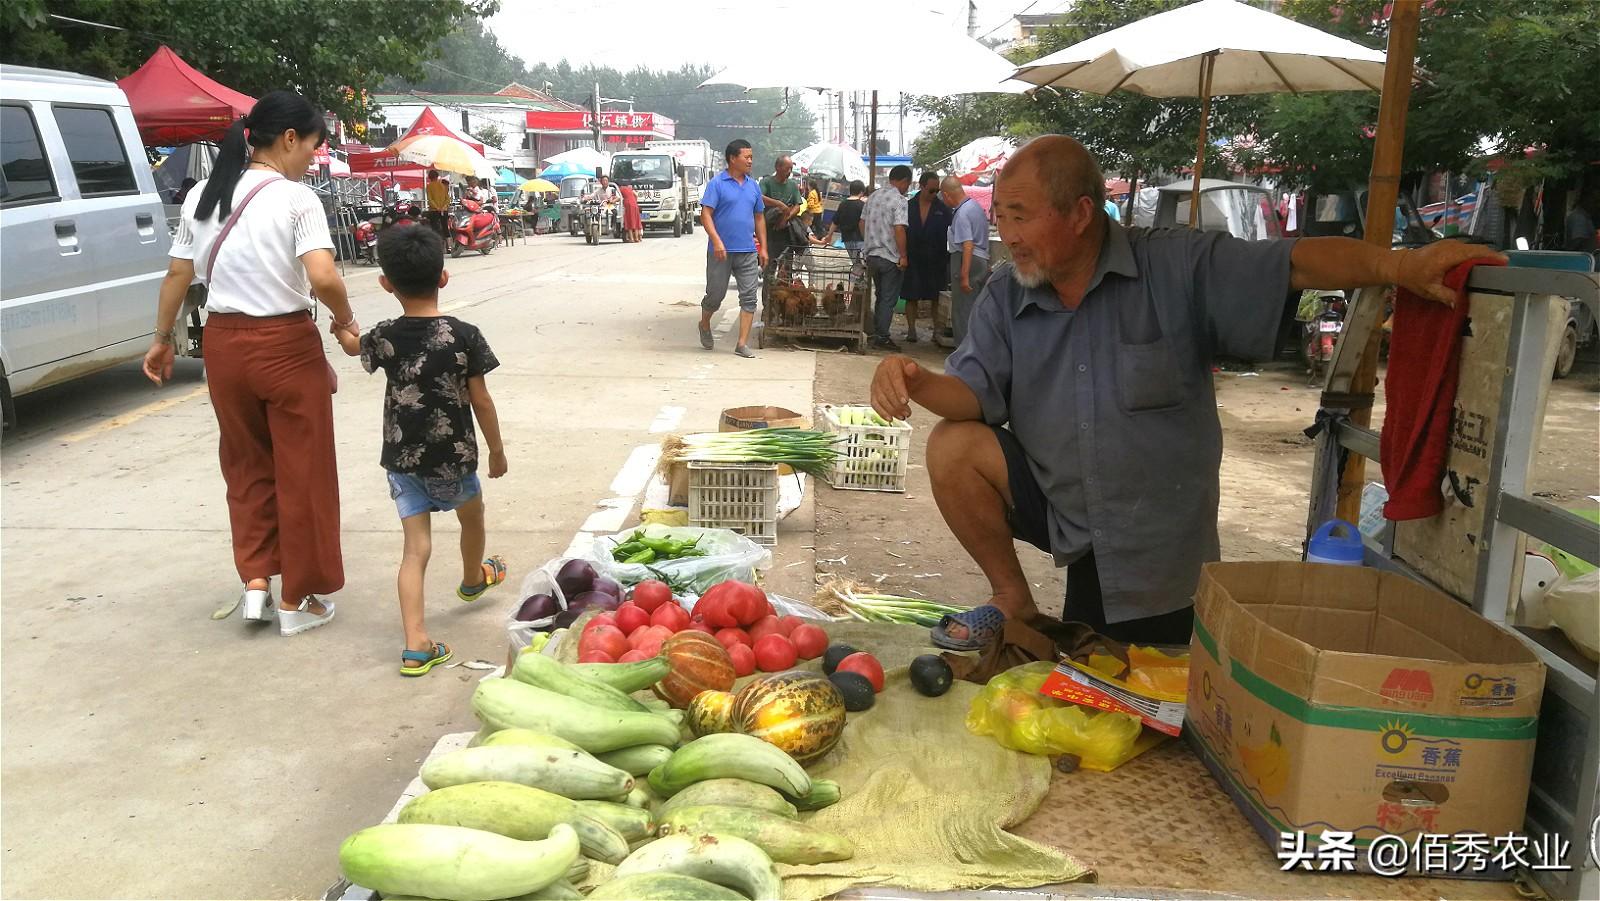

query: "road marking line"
(610, 444), (662, 497)
(61, 385), (208, 443)
(649, 405), (686, 434)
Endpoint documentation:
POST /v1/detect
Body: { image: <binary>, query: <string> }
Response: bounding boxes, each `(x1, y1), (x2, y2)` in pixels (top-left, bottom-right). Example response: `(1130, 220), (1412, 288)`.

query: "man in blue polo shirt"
(698, 139), (769, 358)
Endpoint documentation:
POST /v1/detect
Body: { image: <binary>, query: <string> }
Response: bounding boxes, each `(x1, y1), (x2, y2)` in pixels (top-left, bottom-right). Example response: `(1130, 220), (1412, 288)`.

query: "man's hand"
(487, 449), (508, 479)
(1394, 240), (1507, 306)
(961, 274), (971, 292)
(142, 341), (175, 386)
(713, 240), (728, 262)
(897, 256), (908, 271)
(758, 246), (768, 268)
(871, 354), (923, 421)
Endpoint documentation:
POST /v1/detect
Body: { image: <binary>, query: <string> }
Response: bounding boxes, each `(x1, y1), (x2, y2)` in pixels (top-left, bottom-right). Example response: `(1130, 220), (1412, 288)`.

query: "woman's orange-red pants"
(203, 312), (343, 604)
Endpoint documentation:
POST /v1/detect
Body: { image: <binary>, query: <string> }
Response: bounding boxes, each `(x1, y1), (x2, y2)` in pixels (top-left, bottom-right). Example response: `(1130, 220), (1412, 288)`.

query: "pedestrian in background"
(333, 224), (508, 676)
(941, 175), (991, 345)
(760, 154), (805, 275)
(698, 139), (768, 359)
(902, 171), (952, 343)
(806, 178), (826, 237)
(832, 180), (867, 276)
(620, 183), (643, 243)
(426, 170), (450, 238)
(143, 89), (353, 635)
(862, 164), (912, 351)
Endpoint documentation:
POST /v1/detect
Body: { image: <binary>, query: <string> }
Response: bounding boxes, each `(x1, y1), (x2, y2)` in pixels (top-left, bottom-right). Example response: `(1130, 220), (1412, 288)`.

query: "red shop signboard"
(525, 110), (657, 132)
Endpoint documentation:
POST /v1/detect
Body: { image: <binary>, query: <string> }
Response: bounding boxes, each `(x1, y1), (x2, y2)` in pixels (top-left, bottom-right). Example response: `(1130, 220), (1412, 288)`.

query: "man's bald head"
(1003, 135), (1106, 219)
(940, 175), (966, 206)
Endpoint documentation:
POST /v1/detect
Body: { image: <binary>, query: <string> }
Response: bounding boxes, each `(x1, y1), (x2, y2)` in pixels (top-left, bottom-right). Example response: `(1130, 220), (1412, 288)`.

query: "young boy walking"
(334, 224), (509, 676)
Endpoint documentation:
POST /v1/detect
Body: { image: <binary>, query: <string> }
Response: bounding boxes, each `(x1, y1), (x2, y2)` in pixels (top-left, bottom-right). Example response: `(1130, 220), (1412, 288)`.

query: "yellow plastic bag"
(966, 661), (1149, 771)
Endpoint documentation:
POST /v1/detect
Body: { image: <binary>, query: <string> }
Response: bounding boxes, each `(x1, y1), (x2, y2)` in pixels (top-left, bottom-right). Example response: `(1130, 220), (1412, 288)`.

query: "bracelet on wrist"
(154, 328), (176, 345)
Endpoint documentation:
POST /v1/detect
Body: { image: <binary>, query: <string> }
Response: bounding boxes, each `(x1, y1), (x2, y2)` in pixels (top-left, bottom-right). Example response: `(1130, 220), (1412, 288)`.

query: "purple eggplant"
(555, 558), (597, 598)
(551, 590), (620, 630)
(592, 576), (623, 602)
(515, 593), (559, 622)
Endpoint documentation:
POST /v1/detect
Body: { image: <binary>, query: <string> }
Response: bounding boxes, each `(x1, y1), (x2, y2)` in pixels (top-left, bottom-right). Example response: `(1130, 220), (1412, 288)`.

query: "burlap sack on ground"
(776, 623), (1091, 900)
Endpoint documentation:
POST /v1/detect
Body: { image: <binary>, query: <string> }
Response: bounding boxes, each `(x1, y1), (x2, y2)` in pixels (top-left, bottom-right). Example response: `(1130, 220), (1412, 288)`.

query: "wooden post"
(1188, 52), (1217, 227)
(868, 90), (879, 190)
(1334, 0), (1422, 524)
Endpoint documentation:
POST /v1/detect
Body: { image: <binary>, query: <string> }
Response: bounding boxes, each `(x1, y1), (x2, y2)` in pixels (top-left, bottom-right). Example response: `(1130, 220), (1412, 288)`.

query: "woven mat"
(776, 622), (1091, 901)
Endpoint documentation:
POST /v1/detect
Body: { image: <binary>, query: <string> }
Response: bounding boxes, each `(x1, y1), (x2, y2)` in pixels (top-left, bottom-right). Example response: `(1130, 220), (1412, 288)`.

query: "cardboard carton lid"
(1196, 562), (1543, 719)
(720, 406), (809, 432)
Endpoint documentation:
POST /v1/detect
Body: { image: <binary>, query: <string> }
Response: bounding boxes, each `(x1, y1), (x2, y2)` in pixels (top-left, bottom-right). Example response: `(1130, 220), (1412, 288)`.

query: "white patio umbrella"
(702, 4), (1026, 184)
(544, 146), (610, 175)
(790, 142), (870, 184)
(389, 134), (497, 181)
(1010, 0), (1386, 224)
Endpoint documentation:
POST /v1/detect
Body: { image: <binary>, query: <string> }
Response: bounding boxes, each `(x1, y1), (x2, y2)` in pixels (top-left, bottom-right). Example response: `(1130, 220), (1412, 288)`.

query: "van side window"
(0, 104), (58, 207)
(52, 106), (136, 197)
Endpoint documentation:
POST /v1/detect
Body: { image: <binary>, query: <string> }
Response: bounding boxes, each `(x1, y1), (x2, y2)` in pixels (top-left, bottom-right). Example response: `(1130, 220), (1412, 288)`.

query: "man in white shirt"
(862, 165), (912, 351)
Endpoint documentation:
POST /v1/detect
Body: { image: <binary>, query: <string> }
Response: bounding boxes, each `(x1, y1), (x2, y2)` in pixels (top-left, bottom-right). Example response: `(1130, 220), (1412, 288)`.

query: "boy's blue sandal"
(458, 555), (507, 603)
(400, 641), (451, 677)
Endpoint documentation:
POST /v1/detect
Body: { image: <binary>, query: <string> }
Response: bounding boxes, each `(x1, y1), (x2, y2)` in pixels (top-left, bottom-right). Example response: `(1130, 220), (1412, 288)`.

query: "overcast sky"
(489, 0), (1060, 152)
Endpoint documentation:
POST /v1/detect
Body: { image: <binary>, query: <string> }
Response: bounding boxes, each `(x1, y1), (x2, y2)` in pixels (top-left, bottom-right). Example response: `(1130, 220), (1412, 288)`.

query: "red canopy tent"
(347, 108), (484, 185)
(117, 46), (255, 146)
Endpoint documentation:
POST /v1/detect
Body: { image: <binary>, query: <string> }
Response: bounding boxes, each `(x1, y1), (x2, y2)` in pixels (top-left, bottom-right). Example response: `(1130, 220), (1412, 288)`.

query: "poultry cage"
(759, 246), (869, 352)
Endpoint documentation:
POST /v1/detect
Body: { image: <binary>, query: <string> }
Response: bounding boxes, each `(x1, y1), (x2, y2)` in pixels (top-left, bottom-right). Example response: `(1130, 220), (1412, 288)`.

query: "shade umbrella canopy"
(543, 147), (610, 175)
(495, 167), (521, 186)
(391, 108), (484, 154)
(1009, 0), (1385, 225)
(1010, 0), (1385, 95)
(790, 142), (869, 183)
(391, 135), (496, 180)
(117, 45), (256, 145)
(520, 178), (559, 193)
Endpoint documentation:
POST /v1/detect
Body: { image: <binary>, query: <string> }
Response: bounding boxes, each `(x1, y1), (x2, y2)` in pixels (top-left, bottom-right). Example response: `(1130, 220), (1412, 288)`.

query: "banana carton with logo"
(1185, 561), (1545, 878)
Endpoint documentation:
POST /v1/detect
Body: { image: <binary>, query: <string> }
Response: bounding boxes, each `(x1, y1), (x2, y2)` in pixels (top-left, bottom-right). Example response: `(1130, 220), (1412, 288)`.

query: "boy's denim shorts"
(387, 471), (482, 519)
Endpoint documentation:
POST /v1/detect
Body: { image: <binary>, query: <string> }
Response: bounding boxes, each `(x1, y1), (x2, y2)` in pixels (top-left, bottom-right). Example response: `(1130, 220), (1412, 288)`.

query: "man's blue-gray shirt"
(946, 221), (1296, 622)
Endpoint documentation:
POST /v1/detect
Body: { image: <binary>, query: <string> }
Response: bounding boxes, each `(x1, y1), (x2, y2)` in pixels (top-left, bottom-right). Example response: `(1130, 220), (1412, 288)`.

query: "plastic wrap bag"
(593, 525), (771, 595)
(1543, 570), (1599, 662)
(506, 557), (576, 654)
(966, 661), (1148, 771)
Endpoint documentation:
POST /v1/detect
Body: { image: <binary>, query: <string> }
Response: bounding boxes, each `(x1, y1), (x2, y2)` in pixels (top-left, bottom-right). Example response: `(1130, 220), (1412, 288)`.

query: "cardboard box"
(1185, 562), (1544, 877)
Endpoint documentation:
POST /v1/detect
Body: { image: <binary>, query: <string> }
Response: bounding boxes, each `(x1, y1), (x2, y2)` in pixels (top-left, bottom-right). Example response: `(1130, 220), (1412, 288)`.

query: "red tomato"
(775, 615), (805, 637)
(585, 612), (619, 633)
(615, 602), (650, 636)
(715, 628), (751, 650)
(752, 634), (798, 672)
(635, 631), (667, 657)
(578, 647), (616, 664)
(692, 583), (729, 619)
(626, 624), (651, 648)
(732, 583), (767, 626)
(748, 615), (782, 642)
(586, 625), (631, 661)
(685, 621), (715, 635)
(631, 580), (673, 614)
(789, 624), (828, 660)
(728, 642), (757, 677)
(837, 652), (885, 692)
(651, 602), (689, 632)
(616, 649), (652, 663)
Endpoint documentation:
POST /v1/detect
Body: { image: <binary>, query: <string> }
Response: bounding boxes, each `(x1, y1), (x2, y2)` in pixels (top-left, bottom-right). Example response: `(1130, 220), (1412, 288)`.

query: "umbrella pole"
(869, 90), (879, 190)
(1334, 0), (1422, 524)
(1188, 51), (1217, 228)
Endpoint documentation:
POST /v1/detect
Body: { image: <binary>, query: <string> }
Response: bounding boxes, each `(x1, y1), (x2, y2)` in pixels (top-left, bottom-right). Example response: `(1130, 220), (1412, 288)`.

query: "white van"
(1, 65), (177, 426)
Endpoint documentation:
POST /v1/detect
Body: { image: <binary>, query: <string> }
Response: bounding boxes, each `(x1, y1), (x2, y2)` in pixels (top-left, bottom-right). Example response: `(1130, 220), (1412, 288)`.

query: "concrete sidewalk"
(0, 232), (816, 898)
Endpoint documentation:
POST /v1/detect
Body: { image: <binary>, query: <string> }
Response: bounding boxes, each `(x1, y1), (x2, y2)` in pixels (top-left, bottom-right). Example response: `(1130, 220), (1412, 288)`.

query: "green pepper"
(623, 548), (657, 564)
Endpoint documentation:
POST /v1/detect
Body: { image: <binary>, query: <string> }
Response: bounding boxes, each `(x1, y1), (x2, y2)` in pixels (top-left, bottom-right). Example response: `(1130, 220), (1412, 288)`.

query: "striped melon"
(686, 690), (737, 737)
(653, 632), (736, 709)
(732, 671), (846, 764)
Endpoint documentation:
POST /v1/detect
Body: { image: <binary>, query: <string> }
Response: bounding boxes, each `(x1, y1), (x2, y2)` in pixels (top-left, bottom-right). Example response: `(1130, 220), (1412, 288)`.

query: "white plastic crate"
(821, 404), (912, 492)
(688, 461), (779, 546)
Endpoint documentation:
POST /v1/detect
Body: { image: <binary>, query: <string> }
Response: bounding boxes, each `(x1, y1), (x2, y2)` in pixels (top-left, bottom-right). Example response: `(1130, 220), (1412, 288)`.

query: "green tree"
(0, 0), (498, 124)
(472, 122), (506, 150)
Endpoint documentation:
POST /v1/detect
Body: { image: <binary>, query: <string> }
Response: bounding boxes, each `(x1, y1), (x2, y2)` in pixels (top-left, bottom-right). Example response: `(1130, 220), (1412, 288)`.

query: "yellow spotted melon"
(732, 670), (846, 764)
(686, 690), (737, 737)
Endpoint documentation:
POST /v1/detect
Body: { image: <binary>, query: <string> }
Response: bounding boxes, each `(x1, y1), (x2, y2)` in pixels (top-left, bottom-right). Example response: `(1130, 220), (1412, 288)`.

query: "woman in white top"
(143, 90), (356, 636)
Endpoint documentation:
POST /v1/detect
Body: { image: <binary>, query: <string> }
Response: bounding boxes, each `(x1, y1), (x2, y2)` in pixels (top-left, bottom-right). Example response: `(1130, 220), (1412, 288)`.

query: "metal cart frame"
(759, 246), (871, 353)
(1306, 265), (1600, 901)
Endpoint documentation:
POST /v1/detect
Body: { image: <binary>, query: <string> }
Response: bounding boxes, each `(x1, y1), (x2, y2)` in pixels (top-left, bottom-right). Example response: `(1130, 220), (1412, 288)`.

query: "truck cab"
(609, 139), (714, 238)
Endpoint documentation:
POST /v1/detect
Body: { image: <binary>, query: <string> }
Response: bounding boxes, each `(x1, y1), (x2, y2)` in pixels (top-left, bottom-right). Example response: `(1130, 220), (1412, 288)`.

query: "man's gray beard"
(1013, 265), (1047, 289)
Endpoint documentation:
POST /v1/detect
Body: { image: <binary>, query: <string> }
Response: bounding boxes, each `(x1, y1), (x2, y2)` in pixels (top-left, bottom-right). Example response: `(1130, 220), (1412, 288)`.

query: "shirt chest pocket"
(1116, 337), (1185, 413)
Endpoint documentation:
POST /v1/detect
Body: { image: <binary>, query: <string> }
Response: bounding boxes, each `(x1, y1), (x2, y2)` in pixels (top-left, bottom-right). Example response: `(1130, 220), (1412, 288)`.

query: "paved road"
(0, 229), (815, 899)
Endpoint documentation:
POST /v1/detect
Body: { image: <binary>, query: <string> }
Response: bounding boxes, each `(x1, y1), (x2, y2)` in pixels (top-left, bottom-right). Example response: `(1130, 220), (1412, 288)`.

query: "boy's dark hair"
(889, 164), (913, 183)
(848, 179), (865, 195)
(377, 224), (445, 298)
(725, 139), (752, 162)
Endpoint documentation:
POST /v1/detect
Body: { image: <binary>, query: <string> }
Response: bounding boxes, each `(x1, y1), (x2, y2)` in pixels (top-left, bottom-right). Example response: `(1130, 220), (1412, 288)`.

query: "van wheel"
(685, 213), (694, 234)
(1553, 322), (1578, 379)
(673, 215), (684, 237)
(1, 370), (15, 431)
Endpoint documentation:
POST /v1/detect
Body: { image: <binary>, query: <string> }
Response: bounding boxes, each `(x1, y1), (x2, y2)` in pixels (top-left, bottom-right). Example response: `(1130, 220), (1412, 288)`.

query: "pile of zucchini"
(337, 649), (850, 901)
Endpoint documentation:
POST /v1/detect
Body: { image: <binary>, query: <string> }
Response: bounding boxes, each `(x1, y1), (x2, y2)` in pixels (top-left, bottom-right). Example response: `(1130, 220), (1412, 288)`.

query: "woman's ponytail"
(192, 91), (326, 223)
(194, 117), (250, 222)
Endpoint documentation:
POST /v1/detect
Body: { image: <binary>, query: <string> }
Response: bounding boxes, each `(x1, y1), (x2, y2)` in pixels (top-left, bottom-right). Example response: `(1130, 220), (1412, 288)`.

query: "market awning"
(117, 45), (256, 146)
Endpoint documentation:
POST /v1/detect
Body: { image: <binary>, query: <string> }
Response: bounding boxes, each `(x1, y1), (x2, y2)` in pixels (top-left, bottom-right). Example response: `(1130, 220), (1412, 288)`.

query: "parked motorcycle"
(1300, 289), (1347, 386)
(581, 198), (605, 246)
(449, 198), (501, 257)
(350, 217), (379, 265)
